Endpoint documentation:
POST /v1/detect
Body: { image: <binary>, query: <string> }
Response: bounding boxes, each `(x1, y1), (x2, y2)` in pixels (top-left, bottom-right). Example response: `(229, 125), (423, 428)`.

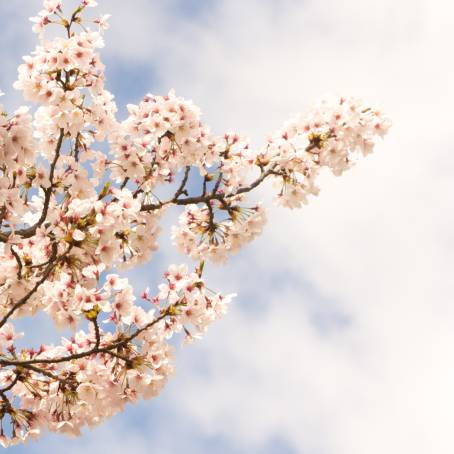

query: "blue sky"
(2, 0), (454, 453)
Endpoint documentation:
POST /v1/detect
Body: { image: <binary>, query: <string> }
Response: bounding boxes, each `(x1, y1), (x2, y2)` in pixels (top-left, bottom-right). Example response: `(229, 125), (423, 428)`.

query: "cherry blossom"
(0, 0), (390, 446)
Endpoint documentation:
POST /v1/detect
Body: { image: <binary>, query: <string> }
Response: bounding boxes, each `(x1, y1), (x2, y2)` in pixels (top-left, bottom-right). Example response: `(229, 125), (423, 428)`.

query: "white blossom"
(0, 0), (390, 446)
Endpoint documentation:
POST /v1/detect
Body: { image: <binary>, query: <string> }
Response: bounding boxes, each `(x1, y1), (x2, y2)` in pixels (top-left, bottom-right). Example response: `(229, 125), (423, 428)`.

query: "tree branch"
(0, 129), (65, 242)
(141, 163), (278, 212)
(0, 242), (64, 329)
(174, 166), (190, 199)
(0, 307), (172, 367)
(10, 246), (23, 280)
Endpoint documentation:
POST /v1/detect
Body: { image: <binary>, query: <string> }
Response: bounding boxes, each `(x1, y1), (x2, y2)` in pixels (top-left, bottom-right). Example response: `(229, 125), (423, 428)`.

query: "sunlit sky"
(2, 0), (454, 453)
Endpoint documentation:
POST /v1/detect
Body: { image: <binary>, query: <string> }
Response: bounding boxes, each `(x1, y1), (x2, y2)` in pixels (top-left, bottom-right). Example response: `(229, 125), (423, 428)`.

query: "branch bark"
(141, 163), (278, 212)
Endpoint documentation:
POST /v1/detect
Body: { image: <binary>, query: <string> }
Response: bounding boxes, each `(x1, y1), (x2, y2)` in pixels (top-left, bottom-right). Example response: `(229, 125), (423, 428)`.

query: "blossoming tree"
(0, 0), (390, 446)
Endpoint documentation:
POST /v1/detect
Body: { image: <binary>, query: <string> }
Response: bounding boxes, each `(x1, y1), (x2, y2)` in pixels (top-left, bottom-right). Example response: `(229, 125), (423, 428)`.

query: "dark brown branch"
(22, 363), (61, 381)
(120, 177), (129, 190)
(211, 171), (223, 196)
(0, 242), (62, 329)
(0, 129), (65, 243)
(174, 166), (190, 199)
(141, 163), (278, 212)
(10, 246), (23, 280)
(0, 372), (20, 394)
(0, 307), (171, 367)
(92, 319), (101, 350)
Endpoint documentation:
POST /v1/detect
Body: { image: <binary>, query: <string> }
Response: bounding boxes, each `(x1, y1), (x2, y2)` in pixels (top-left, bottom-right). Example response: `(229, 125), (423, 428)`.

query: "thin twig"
(0, 308), (171, 367)
(10, 246), (23, 280)
(0, 242), (67, 329)
(141, 163), (278, 212)
(0, 129), (65, 242)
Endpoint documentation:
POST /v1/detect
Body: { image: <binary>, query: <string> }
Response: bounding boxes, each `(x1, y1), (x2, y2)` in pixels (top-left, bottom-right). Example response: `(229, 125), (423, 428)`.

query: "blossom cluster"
(260, 96), (391, 208)
(111, 91), (214, 188)
(172, 204), (267, 263)
(0, 0), (390, 446)
(0, 265), (230, 446)
(0, 103), (36, 225)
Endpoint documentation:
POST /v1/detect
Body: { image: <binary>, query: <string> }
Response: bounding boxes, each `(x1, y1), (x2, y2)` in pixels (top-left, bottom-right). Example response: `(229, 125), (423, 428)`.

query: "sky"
(1, 0), (454, 453)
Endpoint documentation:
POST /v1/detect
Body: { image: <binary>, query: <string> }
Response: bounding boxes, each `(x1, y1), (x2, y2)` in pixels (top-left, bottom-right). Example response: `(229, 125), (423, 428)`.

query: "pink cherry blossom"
(0, 0), (390, 446)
